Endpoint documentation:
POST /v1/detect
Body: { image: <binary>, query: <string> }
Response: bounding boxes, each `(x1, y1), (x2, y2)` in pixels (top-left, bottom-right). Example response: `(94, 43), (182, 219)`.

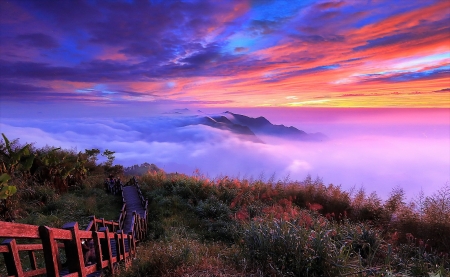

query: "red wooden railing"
(0, 177), (147, 277)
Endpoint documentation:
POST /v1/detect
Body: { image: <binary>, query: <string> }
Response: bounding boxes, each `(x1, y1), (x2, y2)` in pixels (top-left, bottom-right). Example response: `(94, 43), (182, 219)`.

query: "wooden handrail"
(118, 203), (127, 230)
(0, 177), (147, 276)
(130, 212), (136, 240)
(86, 215), (120, 232)
(0, 221), (135, 277)
(0, 222), (40, 238)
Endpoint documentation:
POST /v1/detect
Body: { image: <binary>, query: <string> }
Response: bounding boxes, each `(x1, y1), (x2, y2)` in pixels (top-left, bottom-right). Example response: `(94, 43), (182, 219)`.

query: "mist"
(0, 108), (448, 200)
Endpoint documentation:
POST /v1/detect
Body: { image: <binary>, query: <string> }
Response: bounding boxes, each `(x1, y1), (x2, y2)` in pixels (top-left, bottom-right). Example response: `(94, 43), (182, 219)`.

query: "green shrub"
(241, 215), (345, 276)
(195, 197), (237, 242)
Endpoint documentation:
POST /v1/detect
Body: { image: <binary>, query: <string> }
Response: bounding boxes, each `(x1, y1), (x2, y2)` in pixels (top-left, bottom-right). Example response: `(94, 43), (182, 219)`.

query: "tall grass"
(135, 171), (449, 276)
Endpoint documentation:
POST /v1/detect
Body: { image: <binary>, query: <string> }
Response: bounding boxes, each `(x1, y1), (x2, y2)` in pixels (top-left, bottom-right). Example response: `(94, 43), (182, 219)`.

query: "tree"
(0, 133), (35, 176)
(85, 148), (100, 163)
(0, 134), (35, 199)
(101, 149), (115, 168)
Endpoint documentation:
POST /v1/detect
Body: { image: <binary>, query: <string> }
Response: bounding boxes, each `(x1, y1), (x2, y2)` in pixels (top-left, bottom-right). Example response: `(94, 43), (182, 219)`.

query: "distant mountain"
(198, 115), (264, 143)
(167, 109), (264, 143)
(124, 163), (163, 176)
(165, 109), (327, 143)
(217, 111), (327, 142)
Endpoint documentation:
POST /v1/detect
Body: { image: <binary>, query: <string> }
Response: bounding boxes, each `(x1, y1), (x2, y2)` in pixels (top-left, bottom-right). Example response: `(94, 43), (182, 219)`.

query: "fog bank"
(1, 108), (448, 199)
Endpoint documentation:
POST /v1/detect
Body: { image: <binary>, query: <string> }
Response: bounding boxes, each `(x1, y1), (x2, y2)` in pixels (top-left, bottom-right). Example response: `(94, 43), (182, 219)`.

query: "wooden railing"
(85, 216), (120, 232)
(0, 221), (135, 276)
(0, 177), (147, 277)
(118, 203), (127, 231)
(135, 183), (149, 240)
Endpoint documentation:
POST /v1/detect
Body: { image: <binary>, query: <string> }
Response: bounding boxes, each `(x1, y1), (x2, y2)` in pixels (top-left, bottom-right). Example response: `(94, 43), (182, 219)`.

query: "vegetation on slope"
(1, 135), (449, 276)
(117, 171), (449, 276)
(0, 134), (125, 224)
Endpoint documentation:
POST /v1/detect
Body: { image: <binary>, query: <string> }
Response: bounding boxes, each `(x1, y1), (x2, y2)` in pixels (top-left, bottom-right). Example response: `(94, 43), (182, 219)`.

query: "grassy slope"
(116, 172), (449, 277)
(1, 165), (449, 276)
(5, 173), (121, 229)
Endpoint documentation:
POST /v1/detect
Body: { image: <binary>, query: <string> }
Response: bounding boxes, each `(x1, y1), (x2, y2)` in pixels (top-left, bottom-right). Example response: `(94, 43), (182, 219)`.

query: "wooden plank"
(48, 227), (71, 240)
(2, 238), (24, 276)
(0, 244), (8, 252)
(101, 260), (108, 268)
(85, 217), (95, 232)
(78, 229), (93, 239)
(13, 244), (43, 251)
(23, 267), (47, 277)
(84, 264), (97, 275)
(39, 226), (60, 277)
(0, 222), (40, 238)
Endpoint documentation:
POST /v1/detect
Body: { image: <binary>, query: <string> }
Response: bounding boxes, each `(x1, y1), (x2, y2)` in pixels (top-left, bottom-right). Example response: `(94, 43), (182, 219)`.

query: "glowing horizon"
(0, 0), (449, 109)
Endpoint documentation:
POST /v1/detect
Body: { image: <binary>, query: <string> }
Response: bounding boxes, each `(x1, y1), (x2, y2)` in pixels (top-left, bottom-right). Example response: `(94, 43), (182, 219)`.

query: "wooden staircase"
(0, 177), (148, 277)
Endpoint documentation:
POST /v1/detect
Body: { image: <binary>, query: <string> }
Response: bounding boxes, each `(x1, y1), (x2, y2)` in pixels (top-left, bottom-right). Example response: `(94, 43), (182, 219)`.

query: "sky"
(0, 1), (449, 200)
(0, 0), (449, 109)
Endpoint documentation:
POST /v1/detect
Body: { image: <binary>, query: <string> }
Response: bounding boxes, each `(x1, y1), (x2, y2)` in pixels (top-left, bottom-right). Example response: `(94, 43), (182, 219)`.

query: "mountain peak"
(220, 111), (327, 142)
(224, 112), (271, 127)
(165, 110), (327, 142)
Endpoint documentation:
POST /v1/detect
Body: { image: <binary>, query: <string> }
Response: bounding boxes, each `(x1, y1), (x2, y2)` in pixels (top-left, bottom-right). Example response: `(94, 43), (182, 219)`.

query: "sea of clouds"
(1, 108), (448, 200)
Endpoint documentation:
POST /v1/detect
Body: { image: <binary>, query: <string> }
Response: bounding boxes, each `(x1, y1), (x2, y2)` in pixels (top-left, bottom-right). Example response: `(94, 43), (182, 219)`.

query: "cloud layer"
(1, 109), (448, 200)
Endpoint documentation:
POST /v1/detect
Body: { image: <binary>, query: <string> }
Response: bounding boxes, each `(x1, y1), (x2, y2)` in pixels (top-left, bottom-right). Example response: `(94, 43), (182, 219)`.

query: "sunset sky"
(0, 0), (449, 198)
(0, 0), (449, 111)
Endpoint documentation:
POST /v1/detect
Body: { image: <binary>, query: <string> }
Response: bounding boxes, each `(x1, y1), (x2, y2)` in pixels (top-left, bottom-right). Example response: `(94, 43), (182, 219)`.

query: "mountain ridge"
(218, 111), (327, 142)
(165, 108), (327, 143)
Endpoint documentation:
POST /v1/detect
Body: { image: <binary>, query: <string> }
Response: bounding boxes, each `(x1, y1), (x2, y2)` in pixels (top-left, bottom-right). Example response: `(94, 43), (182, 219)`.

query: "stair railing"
(0, 177), (147, 277)
(0, 221), (135, 277)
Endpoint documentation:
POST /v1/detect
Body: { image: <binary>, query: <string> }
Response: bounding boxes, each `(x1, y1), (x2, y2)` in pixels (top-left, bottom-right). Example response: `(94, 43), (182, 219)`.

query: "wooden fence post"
(132, 211), (137, 240)
(92, 230), (103, 271)
(114, 231), (121, 264)
(39, 226), (60, 277)
(91, 215), (97, 231)
(116, 230), (126, 266)
(1, 238), (23, 276)
(128, 232), (136, 259)
(99, 227), (114, 274)
(101, 218), (106, 230)
(62, 222), (85, 277)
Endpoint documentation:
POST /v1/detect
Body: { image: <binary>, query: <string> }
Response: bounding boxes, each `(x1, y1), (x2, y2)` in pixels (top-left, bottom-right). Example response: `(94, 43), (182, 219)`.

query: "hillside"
(118, 172), (450, 276)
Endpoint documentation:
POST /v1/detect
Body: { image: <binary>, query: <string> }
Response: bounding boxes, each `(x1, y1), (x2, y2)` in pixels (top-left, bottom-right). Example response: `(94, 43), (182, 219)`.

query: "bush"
(241, 215), (346, 276)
